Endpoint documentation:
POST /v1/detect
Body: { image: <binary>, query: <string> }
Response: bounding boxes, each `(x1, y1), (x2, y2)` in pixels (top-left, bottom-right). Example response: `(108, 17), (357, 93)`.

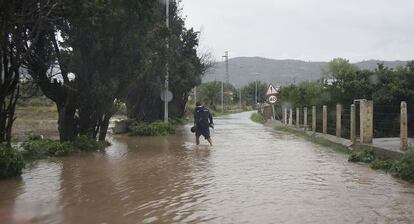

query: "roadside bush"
(22, 139), (74, 158)
(73, 135), (103, 151)
(370, 160), (396, 171)
(129, 121), (176, 136)
(348, 149), (375, 163)
(393, 152), (414, 182)
(0, 144), (25, 178)
(250, 112), (265, 124)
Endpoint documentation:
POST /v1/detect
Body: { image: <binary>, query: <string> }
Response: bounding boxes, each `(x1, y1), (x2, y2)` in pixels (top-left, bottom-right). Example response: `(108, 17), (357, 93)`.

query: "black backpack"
(196, 107), (210, 127)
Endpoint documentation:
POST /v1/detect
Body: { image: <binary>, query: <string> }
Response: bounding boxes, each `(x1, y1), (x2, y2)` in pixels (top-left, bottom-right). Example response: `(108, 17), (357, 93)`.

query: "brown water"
(1, 112), (414, 224)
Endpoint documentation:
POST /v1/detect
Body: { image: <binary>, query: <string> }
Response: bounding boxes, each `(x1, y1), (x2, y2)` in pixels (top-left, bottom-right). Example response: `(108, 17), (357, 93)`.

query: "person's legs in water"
(196, 129), (201, 145)
(196, 135), (200, 145)
(195, 126), (212, 146)
(207, 137), (213, 146)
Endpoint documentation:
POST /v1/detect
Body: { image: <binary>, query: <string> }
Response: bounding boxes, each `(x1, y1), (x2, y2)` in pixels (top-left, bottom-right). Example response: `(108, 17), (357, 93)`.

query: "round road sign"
(268, 95), (277, 104)
(160, 90), (173, 102)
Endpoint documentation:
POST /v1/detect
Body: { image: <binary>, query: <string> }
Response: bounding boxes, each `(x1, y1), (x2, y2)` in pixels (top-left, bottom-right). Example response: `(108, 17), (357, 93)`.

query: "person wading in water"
(193, 102), (214, 146)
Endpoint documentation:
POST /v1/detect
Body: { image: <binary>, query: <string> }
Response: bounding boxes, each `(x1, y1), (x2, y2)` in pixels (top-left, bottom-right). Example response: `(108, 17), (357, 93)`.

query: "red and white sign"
(266, 84), (279, 96)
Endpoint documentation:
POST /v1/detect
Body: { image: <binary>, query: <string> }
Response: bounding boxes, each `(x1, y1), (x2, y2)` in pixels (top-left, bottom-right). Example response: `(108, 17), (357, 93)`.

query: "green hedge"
(22, 135), (107, 159)
(350, 149), (414, 183)
(348, 149), (375, 163)
(393, 152), (414, 182)
(129, 121), (176, 136)
(0, 144), (25, 178)
(114, 119), (177, 136)
(22, 138), (74, 158)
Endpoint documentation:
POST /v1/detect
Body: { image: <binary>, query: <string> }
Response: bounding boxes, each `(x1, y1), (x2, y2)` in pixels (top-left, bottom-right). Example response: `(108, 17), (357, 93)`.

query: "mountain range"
(202, 57), (408, 87)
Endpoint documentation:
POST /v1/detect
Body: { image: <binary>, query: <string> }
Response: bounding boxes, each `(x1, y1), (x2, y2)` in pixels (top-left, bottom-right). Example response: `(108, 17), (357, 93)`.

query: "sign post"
(266, 83), (280, 120)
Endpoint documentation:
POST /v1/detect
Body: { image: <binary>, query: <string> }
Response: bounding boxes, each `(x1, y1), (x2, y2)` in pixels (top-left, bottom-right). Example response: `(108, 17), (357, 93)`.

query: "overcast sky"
(181, 0), (414, 62)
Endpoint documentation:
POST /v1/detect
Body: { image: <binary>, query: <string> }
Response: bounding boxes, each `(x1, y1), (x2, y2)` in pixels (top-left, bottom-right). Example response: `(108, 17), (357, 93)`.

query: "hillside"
(203, 57), (407, 87)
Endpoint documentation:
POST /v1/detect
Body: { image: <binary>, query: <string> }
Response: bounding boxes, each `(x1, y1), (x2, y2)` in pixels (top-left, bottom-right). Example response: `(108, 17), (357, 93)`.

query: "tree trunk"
(57, 103), (77, 142)
(98, 114), (110, 141)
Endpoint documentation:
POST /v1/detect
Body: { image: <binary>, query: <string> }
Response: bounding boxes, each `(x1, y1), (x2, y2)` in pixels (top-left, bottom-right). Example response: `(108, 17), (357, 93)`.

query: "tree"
(126, 1), (209, 122)
(0, 0), (53, 145)
(241, 81), (267, 106)
(26, 0), (160, 141)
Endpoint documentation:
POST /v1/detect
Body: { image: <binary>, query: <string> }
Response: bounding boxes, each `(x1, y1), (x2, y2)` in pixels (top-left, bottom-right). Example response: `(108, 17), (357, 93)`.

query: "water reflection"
(1, 112), (414, 223)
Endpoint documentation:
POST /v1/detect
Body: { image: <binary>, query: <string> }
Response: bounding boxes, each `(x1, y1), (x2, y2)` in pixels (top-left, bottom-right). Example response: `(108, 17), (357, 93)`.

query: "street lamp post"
(239, 88), (242, 109)
(164, 0), (170, 123)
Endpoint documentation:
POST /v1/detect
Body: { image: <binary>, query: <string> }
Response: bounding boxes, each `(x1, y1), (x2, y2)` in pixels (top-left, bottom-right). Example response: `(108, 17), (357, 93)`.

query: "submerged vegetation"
(0, 144), (25, 178)
(21, 134), (107, 160)
(348, 149), (375, 163)
(129, 122), (176, 136)
(114, 120), (176, 136)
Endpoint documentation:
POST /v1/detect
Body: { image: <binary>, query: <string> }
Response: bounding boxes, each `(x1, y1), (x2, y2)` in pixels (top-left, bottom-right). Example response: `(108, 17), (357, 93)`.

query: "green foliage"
(370, 160), (396, 171)
(22, 139), (74, 158)
(129, 121), (176, 136)
(348, 149), (375, 163)
(0, 144), (25, 178)
(21, 135), (104, 158)
(196, 81), (237, 109)
(241, 81), (268, 106)
(393, 152), (414, 182)
(280, 59), (414, 137)
(279, 81), (327, 108)
(250, 113), (265, 124)
(27, 133), (43, 141)
(73, 136), (103, 151)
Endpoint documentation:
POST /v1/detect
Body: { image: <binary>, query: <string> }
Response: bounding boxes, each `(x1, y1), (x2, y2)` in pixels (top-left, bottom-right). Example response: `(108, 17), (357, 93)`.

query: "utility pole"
(239, 88), (242, 109)
(224, 51), (229, 83)
(164, 0), (170, 123)
(221, 52), (229, 113)
(194, 86), (197, 105)
(221, 56), (224, 112)
(255, 74), (258, 106)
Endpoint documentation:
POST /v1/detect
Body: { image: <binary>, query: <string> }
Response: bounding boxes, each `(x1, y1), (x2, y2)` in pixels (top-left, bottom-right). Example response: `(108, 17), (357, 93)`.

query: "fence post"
(350, 104), (356, 144)
(312, 106), (316, 132)
(336, 104), (342, 137)
(304, 107), (308, 130)
(284, 108), (287, 124)
(296, 108), (300, 128)
(360, 100), (373, 144)
(289, 108), (293, 125)
(323, 105), (327, 134)
(401, 101), (408, 151)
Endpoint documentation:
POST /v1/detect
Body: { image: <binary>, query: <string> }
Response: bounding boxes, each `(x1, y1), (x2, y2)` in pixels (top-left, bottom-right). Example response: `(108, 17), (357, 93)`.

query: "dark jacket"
(194, 106), (213, 128)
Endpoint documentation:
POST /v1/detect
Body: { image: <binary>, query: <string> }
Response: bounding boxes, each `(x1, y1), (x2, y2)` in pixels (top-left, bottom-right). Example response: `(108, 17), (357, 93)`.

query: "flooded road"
(1, 112), (414, 223)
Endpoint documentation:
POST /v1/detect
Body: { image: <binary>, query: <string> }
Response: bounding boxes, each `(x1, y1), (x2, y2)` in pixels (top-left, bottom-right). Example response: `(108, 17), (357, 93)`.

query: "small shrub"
(73, 135), (102, 151)
(393, 152), (414, 182)
(250, 113), (265, 124)
(129, 121), (176, 136)
(0, 144), (25, 178)
(53, 142), (75, 156)
(22, 139), (75, 158)
(370, 160), (396, 171)
(348, 149), (375, 163)
(27, 133), (43, 141)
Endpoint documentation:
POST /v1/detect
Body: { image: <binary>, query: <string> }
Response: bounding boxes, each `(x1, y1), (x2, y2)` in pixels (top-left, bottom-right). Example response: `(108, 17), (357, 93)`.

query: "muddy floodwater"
(2, 112), (414, 223)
